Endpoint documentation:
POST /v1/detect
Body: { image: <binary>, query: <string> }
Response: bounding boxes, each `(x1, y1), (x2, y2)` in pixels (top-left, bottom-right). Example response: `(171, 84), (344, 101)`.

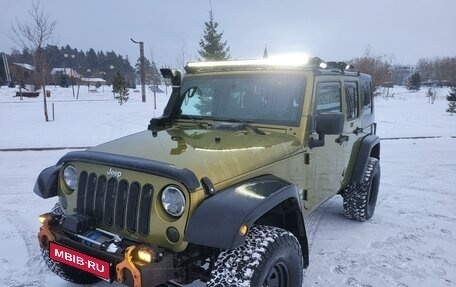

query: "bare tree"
(350, 47), (393, 90)
(10, 1), (56, 122)
(417, 57), (456, 85)
(176, 43), (188, 73)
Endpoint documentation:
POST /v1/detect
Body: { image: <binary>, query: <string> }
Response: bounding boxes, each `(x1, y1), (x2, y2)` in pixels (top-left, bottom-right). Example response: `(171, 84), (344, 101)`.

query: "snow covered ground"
(0, 85), (455, 287)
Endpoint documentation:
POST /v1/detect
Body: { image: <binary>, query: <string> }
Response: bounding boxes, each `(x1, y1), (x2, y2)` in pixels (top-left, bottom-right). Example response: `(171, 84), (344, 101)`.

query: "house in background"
(50, 68), (82, 78)
(392, 65), (416, 86)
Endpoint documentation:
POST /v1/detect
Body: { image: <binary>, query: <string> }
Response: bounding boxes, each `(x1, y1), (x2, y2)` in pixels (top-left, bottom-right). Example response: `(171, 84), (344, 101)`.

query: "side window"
(361, 81), (373, 115)
(345, 81), (359, 120)
(315, 82), (341, 113)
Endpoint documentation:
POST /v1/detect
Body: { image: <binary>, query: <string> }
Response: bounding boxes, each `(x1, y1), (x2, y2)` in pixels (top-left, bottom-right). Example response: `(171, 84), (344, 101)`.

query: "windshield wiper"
(224, 119), (266, 135)
(179, 115), (206, 129)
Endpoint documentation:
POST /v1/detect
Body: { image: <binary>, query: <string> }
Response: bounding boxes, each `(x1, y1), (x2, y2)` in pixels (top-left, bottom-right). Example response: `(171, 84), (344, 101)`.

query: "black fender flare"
(34, 165), (61, 199)
(184, 175), (308, 266)
(351, 134), (381, 184)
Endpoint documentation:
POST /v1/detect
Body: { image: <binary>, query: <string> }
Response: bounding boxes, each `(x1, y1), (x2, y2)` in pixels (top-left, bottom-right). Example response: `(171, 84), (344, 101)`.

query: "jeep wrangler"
(34, 55), (380, 287)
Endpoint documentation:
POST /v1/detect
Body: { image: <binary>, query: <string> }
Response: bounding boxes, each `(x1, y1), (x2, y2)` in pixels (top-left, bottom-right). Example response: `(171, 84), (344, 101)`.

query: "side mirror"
(309, 112), (345, 148)
(160, 68), (182, 87)
(316, 112), (345, 135)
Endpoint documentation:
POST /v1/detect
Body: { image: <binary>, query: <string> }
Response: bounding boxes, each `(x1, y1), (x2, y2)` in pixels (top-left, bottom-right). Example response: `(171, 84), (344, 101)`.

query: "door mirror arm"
(309, 112), (345, 149)
(309, 133), (325, 148)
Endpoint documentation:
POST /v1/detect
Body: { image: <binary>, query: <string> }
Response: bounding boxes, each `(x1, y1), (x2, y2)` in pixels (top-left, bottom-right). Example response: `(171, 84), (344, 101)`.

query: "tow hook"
(116, 246), (142, 287)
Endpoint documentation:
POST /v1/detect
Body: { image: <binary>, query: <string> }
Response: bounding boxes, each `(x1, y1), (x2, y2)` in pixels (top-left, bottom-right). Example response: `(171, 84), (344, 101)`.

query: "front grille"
(77, 172), (153, 236)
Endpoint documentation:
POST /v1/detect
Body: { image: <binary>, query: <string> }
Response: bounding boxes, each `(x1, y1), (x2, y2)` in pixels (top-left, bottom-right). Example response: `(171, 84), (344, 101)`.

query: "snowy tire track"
(1, 210), (45, 287)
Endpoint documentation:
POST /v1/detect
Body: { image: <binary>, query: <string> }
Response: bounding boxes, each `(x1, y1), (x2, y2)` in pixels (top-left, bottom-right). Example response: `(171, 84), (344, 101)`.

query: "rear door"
(341, 80), (363, 182)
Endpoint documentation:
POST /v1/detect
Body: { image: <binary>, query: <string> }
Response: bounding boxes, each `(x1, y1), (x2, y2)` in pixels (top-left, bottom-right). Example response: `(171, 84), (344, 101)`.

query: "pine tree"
(406, 72), (421, 91)
(135, 57), (162, 86)
(59, 74), (69, 88)
(112, 72), (129, 105)
(446, 86), (456, 116)
(198, 10), (230, 61)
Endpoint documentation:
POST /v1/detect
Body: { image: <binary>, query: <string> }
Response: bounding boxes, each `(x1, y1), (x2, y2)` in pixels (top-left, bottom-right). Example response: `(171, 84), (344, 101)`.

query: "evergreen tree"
(406, 72), (421, 91)
(59, 74), (69, 88)
(112, 72), (129, 105)
(198, 10), (230, 61)
(136, 57), (162, 86)
(150, 61), (162, 86)
(6, 45), (136, 86)
(86, 49), (98, 71)
(446, 86), (456, 115)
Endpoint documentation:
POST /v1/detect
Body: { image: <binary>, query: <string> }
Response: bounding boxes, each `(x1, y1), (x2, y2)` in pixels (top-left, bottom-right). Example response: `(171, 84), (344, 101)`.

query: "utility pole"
(1, 52), (11, 84)
(131, 38), (146, 103)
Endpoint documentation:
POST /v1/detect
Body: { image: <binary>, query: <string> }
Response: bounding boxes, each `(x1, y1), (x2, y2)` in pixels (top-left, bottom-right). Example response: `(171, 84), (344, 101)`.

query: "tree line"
(3, 45), (135, 87)
(416, 57), (456, 86)
(351, 54), (456, 90)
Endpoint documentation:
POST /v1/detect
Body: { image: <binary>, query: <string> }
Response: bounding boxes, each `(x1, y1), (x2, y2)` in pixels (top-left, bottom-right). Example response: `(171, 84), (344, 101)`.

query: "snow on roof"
(80, 77), (106, 83)
(13, 62), (35, 71)
(50, 68), (81, 78)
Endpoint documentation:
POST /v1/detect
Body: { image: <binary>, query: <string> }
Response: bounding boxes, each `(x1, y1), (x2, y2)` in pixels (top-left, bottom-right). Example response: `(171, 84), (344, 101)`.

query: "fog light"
(59, 196), (68, 209)
(137, 247), (154, 264)
(166, 227), (180, 243)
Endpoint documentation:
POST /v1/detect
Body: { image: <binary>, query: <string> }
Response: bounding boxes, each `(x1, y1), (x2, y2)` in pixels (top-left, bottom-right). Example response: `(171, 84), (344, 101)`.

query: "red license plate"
(49, 241), (110, 280)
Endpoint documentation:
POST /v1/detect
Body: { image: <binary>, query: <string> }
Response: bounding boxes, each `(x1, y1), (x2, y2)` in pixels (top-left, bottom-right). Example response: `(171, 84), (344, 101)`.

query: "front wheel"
(207, 225), (303, 287)
(343, 157), (381, 221)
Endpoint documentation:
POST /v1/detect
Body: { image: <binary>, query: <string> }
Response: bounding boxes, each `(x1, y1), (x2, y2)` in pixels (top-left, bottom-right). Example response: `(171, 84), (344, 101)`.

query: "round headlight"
(63, 165), (78, 190)
(161, 186), (186, 217)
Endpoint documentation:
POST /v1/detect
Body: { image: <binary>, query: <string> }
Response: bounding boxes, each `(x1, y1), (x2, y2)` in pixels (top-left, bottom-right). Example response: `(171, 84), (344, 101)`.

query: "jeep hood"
(88, 128), (301, 187)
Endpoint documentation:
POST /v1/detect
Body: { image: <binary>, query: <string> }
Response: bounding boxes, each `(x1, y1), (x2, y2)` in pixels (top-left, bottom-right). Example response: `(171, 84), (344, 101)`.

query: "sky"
(1, 0), (455, 68)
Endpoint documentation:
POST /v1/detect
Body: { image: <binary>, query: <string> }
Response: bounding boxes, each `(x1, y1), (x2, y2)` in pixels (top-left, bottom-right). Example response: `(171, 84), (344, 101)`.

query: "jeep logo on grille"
(107, 168), (122, 178)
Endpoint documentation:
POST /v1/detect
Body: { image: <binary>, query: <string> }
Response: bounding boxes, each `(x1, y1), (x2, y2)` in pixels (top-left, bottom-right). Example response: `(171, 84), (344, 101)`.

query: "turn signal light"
(239, 225), (248, 236)
(38, 213), (53, 225)
(38, 215), (46, 224)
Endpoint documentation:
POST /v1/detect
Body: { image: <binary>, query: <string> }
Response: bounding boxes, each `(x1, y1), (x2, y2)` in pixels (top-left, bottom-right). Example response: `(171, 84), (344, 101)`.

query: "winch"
(62, 214), (124, 253)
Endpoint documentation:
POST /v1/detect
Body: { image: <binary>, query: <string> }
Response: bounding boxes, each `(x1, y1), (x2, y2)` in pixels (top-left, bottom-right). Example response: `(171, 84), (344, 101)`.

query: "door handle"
(335, 135), (349, 144)
(353, 127), (363, 135)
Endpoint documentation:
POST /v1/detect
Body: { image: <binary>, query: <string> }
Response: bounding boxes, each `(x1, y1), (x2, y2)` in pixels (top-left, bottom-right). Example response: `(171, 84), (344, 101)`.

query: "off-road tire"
(41, 203), (100, 284)
(207, 225), (303, 287)
(343, 157), (380, 221)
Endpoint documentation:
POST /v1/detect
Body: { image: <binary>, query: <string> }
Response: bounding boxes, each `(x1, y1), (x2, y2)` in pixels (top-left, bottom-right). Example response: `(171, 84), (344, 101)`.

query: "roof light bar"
(184, 55), (358, 74)
(187, 53), (311, 69)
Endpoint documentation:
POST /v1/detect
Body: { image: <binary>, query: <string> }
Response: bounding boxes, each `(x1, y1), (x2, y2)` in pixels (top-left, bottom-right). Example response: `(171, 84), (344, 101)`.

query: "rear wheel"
(207, 225), (303, 287)
(343, 157), (381, 221)
(41, 203), (100, 284)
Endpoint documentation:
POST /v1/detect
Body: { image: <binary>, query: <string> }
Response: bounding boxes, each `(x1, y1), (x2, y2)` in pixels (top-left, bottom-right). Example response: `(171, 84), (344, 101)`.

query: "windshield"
(178, 73), (306, 126)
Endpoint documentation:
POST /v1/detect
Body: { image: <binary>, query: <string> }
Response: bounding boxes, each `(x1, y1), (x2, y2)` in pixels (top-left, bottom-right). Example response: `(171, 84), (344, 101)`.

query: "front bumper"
(38, 214), (176, 287)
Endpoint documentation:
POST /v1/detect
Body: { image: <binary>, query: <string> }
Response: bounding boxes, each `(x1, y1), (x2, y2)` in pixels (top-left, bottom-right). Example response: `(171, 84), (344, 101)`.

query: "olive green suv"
(34, 56), (380, 287)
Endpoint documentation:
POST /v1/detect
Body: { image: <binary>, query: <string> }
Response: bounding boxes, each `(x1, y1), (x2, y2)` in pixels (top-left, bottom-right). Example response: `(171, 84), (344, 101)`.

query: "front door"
(305, 79), (346, 211)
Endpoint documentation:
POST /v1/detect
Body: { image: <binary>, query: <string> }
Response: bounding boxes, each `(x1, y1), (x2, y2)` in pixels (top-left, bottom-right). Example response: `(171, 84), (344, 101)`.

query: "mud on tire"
(343, 157), (380, 221)
(41, 203), (100, 284)
(207, 225), (303, 287)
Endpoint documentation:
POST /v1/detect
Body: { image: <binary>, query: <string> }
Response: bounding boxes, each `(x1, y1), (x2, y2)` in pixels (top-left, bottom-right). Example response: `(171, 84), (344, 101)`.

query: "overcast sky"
(1, 0), (455, 67)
